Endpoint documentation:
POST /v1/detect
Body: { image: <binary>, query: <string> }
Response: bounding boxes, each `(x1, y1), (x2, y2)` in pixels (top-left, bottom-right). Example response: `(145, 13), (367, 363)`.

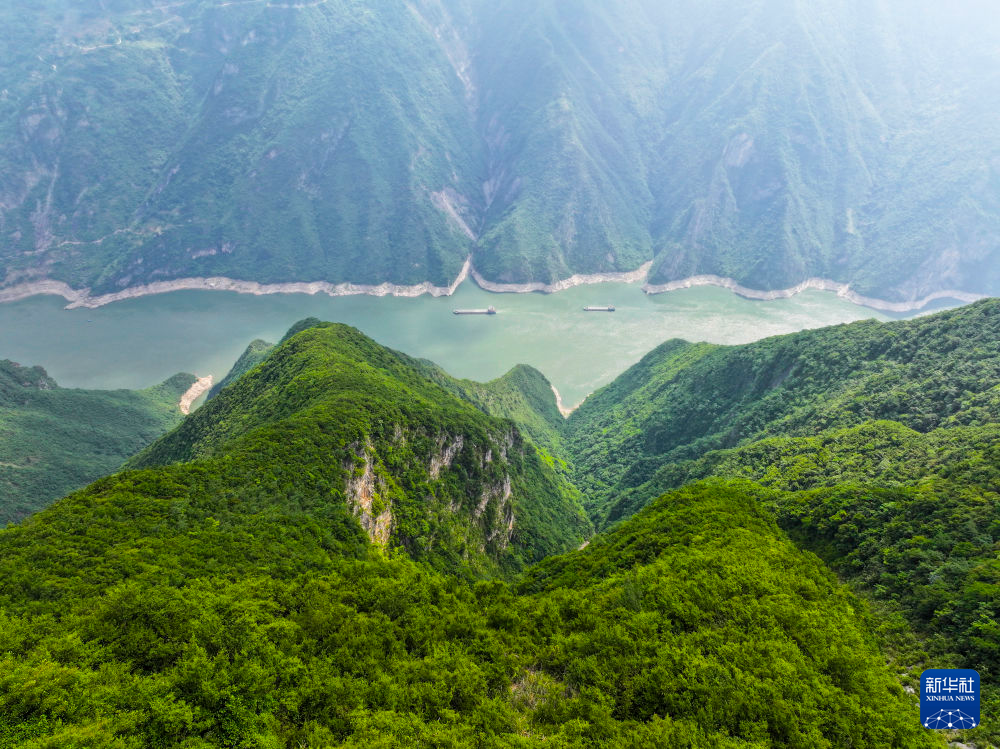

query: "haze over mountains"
(5, 1), (1000, 744)
(2, 0), (998, 303)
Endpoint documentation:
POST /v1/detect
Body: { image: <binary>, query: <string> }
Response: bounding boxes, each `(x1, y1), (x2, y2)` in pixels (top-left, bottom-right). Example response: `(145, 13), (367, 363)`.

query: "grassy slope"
(0, 361), (192, 525)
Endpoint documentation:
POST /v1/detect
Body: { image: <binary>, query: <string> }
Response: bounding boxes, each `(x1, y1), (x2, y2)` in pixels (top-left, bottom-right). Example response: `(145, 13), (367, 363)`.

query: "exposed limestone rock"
(429, 433), (464, 479)
(392, 423), (406, 444)
(498, 429), (515, 463)
(344, 428), (521, 557)
(476, 474), (515, 550)
(345, 443), (393, 546)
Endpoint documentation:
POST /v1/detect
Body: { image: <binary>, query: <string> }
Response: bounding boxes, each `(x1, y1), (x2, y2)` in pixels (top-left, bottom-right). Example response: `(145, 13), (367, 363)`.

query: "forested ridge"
(560, 299), (1000, 746)
(566, 298), (1000, 517)
(0, 361), (192, 525)
(0, 478), (940, 746)
(3, 303), (1000, 746)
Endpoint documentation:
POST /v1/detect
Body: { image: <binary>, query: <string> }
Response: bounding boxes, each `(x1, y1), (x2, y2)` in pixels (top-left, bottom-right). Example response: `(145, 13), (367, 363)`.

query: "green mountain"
(127, 321), (591, 576)
(0, 360), (192, 525)
(206, 338), (274, 400)
(606, 421), (1000, 735)
(7, 302), (1000, 744)
(561, 300), (1000, 745)
(565, 298), (1000, 518)
(426, 362), (566, 455)
(0, 474), (937, 745)
(1, 0), (997, 302)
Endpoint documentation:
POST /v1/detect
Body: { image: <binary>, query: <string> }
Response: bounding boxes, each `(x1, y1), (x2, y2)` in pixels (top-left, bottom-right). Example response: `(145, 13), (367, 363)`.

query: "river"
(0, 281), (909, 409)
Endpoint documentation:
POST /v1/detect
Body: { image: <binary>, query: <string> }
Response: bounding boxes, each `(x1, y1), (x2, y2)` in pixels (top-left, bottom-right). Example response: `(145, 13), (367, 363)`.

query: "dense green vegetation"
(515, 482), (941, 748)
(6, 299), (1000, 745)
(606, 419), (1000, 522)
(206, 339), (273, 401)
(0, 360), (191, 524)
(2, 1), (997, 300)
(429, 363), (566, 456)
(128, 322), (590, 576)
(558, 300), (1000, 745)
(427, 362), (584, 515)
(567, 299), (1000, 517)
(0, 476), (939, 747)
(603, 421), (1000, 745)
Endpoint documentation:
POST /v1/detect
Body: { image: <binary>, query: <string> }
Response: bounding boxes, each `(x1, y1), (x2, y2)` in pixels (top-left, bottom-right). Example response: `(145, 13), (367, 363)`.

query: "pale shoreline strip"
(179, 375), (214, 415)
(551, 384), (581, 418)
(0, 280), (88, 306)
(642, 274), (985, 314)
(0, 256), (985, 313)
(0, 257), (473, 310)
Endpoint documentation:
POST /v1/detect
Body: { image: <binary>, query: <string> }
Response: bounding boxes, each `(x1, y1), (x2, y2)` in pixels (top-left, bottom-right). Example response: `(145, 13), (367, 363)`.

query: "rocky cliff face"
(127, 321), (591, 576)
(0, 361), (57, 394)
(345, 442), (394, 547)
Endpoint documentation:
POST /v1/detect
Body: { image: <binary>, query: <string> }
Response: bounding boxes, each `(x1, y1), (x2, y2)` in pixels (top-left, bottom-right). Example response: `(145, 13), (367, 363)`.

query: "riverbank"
(0, 259), (984, 313)
(551, 385), (582, 418)
(0, 280), (88, 306)
(0, 273), (889, 404)
(641, 274), (985, 314)
(179, 375), (214, 415)
(0, 258), (473, 309)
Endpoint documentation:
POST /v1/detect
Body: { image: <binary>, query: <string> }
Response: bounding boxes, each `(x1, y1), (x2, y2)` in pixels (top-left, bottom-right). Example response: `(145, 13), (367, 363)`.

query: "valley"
(0, 282), (892, 410)
(2, 1), (998, 743)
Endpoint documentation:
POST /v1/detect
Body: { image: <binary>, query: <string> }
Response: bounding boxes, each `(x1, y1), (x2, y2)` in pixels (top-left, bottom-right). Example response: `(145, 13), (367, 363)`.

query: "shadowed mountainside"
(1, 0), (997, 303)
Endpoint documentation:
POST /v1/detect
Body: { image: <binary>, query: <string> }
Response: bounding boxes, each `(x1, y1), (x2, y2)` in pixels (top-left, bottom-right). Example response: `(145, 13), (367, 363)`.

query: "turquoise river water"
(0, 281), (903, 408)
